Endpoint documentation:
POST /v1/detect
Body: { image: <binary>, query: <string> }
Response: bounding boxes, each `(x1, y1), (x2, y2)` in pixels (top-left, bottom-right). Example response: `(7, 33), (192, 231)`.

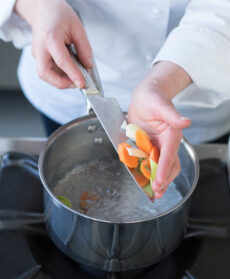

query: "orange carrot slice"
(136, 129), (153, 155)
(80, 191), (89, 201)
(150, 146), (160, 164)
(129, 168), (149, 187)
(118, 142), (138, 168)
(80, 191), (99, 202)
(140, 158), (151, 179)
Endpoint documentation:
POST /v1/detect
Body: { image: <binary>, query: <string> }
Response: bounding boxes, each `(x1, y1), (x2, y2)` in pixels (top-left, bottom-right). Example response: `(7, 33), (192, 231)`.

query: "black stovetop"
(0, 151), (230, 279)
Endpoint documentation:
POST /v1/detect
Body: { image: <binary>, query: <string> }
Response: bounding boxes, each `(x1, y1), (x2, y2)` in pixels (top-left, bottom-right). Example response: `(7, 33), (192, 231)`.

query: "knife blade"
(69, 46), (155, 208)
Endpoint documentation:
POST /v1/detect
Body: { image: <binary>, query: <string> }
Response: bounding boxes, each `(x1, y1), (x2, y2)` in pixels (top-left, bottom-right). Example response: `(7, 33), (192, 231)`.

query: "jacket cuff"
(153, 25), (230, 95)
(0, 1), (32, 48)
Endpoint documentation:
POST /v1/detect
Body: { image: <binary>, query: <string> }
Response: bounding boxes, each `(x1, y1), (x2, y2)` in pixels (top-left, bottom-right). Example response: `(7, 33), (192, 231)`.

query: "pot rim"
(38, 114), (200, 224)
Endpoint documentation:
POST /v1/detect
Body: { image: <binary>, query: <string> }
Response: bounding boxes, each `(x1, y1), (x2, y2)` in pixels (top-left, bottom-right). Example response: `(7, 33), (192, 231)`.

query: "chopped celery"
(142, 183), (154, 198)
(137, 158), (144, 174)
(150, 159), (158, 183)
(57, 195), (72, 208)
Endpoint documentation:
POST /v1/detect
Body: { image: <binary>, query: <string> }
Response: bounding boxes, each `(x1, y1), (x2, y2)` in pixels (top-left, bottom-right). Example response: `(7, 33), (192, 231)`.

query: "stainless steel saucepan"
(0, 115), (199, 271)
(35, 114), (199, 272)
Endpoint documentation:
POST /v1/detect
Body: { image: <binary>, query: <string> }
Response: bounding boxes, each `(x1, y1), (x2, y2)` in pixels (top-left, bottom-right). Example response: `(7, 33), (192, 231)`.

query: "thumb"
(157, 99), (191, 129)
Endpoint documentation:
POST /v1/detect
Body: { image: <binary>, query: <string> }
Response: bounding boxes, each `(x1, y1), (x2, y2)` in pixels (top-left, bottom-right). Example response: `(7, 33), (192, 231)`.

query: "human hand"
(15, 0), (93, 89)
(128, 61), (192, 199)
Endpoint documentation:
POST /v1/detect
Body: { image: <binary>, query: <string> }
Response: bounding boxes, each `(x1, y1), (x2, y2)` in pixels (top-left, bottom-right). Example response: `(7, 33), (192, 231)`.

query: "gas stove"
(0, 138), (230, 279)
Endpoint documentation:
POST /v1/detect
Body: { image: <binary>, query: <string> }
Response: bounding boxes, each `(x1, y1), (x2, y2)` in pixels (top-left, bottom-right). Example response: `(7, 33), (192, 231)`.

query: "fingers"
(156, 97), (191, 129)
(152, 127), (182, 193)
(154, 156), (180, 199)
(36, 49), (75, 89)
(29, 0), (93, 89)
(47, 37), (85, 88)
(71, 17), (93, 70)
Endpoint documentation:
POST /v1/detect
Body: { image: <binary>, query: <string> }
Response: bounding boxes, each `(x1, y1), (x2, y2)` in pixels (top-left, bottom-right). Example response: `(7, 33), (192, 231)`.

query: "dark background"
(0, 40), (45, 137)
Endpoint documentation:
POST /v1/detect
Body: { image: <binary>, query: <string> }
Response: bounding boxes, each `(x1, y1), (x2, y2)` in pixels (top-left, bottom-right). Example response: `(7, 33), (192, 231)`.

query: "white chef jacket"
(1, 0), (230, 144)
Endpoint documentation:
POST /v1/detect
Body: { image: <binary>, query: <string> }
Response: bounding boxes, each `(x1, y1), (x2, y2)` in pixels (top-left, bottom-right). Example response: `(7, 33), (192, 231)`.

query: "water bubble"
(95, 185), (103, 192)
(53, 158), (185, 222)
(112, 180), (119, 186)
(116, 171), (121, 176)
(106, 188), (116, 197)
(99, 163), (107, 171)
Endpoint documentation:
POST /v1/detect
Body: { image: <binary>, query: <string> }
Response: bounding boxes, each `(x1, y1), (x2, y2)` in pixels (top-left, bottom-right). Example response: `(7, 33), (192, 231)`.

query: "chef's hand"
(128, 61), (192, 199)
(14, 0), (92, 89)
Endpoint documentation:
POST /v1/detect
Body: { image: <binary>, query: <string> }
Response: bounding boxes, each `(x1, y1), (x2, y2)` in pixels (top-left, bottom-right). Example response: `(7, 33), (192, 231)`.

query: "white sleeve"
(153, 0), (230, 97)
(0, 1), (32, 48)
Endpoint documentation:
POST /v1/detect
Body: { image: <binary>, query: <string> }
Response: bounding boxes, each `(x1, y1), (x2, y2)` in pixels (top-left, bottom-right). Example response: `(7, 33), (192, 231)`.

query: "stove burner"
(0, 153), (230, 279)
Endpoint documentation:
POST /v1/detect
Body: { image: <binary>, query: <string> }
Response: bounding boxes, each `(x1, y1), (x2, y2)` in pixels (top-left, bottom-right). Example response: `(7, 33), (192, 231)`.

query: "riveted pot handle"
(0, 210), (45, 230)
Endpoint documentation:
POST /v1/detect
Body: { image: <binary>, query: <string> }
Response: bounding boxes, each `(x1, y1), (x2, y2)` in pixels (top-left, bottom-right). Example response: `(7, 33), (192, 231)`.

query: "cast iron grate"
(0, 152), (230, 279)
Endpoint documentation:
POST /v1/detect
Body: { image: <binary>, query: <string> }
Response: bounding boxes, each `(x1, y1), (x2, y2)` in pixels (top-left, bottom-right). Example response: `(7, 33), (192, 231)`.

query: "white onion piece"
(126, 124), (148, 142)
(126, 147), (148, 158)
(126, 124), (138, 141)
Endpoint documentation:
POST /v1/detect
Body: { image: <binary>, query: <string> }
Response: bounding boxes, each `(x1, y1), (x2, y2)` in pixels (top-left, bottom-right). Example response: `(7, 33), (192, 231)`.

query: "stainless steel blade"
(87, 95), (127, 151)
(86, 94), (155, 207)
(68, 45), (154, 207)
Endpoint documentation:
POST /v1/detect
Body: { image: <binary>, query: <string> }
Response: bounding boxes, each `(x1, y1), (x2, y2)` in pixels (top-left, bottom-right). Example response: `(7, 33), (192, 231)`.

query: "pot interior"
(39, 116), (199, 223)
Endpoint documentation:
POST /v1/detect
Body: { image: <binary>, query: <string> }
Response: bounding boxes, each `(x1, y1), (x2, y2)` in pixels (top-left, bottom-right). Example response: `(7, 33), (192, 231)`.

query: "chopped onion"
(126, 124), (139, 141)
(126, 123), (148, 142)
(126, 147), (148, 158)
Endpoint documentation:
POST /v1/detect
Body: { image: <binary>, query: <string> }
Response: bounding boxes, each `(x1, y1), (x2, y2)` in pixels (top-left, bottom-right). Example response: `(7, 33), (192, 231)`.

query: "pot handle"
(185, 217), (230, 239)
(0, 210), (45, 230)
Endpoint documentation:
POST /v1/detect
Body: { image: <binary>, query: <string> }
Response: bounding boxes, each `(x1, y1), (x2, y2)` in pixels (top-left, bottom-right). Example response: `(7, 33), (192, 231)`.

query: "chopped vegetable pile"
(118, 124), (160, 199)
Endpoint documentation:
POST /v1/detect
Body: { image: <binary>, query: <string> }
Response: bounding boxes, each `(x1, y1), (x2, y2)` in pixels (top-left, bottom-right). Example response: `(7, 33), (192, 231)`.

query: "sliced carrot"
(80, 191), (89, 201)
(140, 158), (151, 179)
(80, 201), (89, 211)
(80, 191), (99, 201)
(150, 146), (160, 164)
(136, 129), (153, 155)
(129, 168), (149, 187)
(118, 142), (138, 168)
(87, 195), (99, 201)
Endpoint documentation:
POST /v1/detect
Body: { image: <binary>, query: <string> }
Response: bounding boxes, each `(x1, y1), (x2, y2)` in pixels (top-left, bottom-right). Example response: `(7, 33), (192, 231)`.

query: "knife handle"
(68, 44), (103, 97)
(68, 44), (104, 114)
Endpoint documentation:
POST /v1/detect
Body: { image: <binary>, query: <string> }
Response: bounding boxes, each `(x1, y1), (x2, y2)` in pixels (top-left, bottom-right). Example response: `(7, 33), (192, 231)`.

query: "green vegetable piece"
(142, 183), (154, 198)
(57, 195), (72, 208)
(150, 159), (158, 183)
(137, 158), (144, 174)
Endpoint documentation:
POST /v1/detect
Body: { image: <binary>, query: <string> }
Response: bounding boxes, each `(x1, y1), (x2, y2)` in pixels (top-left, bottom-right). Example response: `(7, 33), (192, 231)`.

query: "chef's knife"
(69, 46), (154, 207)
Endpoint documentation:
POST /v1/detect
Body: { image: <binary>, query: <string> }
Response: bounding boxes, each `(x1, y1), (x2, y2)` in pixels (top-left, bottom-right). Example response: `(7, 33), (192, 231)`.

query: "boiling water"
(53, 159), (186, 222)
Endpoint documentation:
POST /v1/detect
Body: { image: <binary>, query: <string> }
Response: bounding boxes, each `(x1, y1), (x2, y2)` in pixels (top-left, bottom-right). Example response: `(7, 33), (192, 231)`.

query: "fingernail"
(69, 84), (76, 89)
(74, 80), (81, 88)
(154, 192), (162, 199)
(180, 116), (190, 121)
